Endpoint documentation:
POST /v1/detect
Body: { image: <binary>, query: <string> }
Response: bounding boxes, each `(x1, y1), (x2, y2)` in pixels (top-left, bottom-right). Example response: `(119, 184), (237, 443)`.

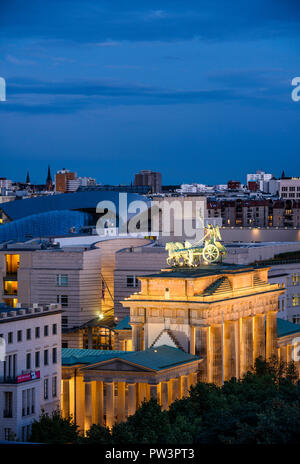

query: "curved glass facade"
(0, 210), (89, 243)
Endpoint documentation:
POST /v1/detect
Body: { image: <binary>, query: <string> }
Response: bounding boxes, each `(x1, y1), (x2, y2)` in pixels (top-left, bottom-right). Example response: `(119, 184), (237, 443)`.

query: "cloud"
(1, 0), (300, 45)
(0, 74), (293, 114)
(6, 55), (36, 66)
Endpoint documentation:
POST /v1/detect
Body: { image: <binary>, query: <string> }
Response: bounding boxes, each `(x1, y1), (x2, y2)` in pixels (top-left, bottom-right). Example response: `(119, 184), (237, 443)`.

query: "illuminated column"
(127, 383), (136, 417)
(240, 316), (253, 377)
(266, 311), (278, 361)
(253, 314), (266, 361)
(84, 382), (92, 432)
(224, 321), (236, 381)
(172, 379), (179, 402)
(105, 382), (115, 429)
(69, 376), (75, 419)
(117, 382), (126, 424)
(62, 379), (69, 418)
(211, 324), (223, 386)
(179, 375), (189, 398)
(196, 326), (210, 382)
(279, 345), (287, 363)
(188, 372), (198, 388)
(130, 323), (144, 351)
(190, 326), (196, 355)
(233, 320), (240, 379)
(138, 383), (147, 406)
(93, 381), (104, 425)
(75, 376), (85, 432)
(161, 381), (169, 410)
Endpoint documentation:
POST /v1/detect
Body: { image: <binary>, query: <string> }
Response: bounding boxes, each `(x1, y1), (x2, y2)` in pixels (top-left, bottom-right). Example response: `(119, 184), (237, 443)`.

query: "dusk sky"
(1, 0), (300, 185)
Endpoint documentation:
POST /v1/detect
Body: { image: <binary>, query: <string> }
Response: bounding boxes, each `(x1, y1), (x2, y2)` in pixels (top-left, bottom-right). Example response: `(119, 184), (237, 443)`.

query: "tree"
(29, 410), (80, 444)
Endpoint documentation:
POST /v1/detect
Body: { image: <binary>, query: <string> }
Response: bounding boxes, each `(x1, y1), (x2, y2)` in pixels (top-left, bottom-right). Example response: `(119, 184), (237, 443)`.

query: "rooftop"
(62, 345), (200, 370)
(143, 263), (264, 279)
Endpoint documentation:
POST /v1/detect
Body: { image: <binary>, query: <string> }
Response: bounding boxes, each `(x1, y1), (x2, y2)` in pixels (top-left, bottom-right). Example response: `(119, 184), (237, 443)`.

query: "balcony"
(0, 376), (18, 384)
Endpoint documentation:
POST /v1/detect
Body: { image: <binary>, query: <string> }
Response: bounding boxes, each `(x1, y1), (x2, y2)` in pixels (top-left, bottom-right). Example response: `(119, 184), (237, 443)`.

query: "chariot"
(165, 224), (226, 267)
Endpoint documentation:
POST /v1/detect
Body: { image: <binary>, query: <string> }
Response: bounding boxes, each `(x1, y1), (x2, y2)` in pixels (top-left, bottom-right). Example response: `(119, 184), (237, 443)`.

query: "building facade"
(0, 303), (62, 442)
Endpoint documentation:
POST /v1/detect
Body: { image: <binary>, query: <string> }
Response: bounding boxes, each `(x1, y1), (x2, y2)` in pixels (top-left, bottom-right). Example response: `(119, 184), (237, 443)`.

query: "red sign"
(17, 370), (40, 384)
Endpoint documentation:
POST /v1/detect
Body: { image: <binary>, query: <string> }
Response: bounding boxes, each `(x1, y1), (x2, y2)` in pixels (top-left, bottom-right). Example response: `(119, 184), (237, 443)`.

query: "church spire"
(26, 171), (30, 184)
(46, 165), (53, 191)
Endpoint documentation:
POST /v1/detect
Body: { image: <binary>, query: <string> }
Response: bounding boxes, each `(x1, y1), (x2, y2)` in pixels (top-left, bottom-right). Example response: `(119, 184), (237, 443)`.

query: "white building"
(279, 178), (300, 199)
(0, 303), (62, 442)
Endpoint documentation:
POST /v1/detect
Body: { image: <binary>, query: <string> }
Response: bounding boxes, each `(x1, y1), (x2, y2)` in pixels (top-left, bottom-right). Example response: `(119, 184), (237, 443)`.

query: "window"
(4, 428), (12, 441)
(17, 330), (22, 342)
(57, 295), (68, 307)
(35, 327), (40, 339)
(26, 353), (31, 370)
(44, 378), (49, 400)
(44, 325), (49, 337)
(35, 351), (40, 368)
(52, 324), (57, 335)
(8, 332), (13, 344)
(62, 317), (68, 328)
(52, 376), (57, 398)
(52, 347), (57, 364)
(4, 392), (13, 418)
(44, 350), (48, 366)
(126, 275), (138, 288)
(62, 342), (68, 348)
(26, 328), (31, 340)
(56, 274), (68, 287)
(293, 295), (300, 307)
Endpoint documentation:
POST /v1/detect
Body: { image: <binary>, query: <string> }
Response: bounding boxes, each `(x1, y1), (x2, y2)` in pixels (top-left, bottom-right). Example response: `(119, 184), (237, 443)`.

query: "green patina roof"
(277, 318), (300, 338)
(114, 315), (131, 330)
(144, 263), (264, 279)
(62, 345), (200, 370)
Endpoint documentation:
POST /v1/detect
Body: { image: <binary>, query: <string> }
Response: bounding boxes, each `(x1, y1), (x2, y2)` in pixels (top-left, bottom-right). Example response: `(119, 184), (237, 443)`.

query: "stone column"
(253, 314), (266, 362)
(138, 383), (147, 406)
(266, 311), (278, 361)
(69, 377), (75, 419)
(224, 321), (236, 381)
(92, 381), (103, 425)
(240, 316), (253, 377)
(234, 320), (240, 379)
(117, 382), (126, 424)
(127, 383), (136, 417)
(75, 375), (85, 432)
(84, 382), (92, 432)
(179, 375), (189, 398)
(190, 326), (196, 355)
(160, 381), (168, 410)
(172, 379), (179, 402)
(211, 324), (223, 386)
(130, 323), (144, 351)
(62, 379), (69, 418)
(279, 345), (287, 363)
(105, 382), (115, 429)
(188, 372), (198, 388)
(196, 326), (210, 382)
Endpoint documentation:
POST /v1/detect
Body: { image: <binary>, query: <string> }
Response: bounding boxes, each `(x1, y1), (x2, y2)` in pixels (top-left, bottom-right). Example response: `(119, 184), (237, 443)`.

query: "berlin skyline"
(1, 0), (300, 184)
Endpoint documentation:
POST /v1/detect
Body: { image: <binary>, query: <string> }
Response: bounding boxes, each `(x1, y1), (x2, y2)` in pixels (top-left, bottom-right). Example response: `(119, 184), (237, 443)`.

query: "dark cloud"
(0, 74), (293, 114)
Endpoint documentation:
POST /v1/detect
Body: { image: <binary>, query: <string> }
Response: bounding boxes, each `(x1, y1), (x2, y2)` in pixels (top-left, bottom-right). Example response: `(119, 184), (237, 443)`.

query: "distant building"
(227, 180), (241, 190)
(134, 170), (162, 194)
(279, 178), (300, 200)
(55, 169), (76, 193)
(0, 303), (62, 442)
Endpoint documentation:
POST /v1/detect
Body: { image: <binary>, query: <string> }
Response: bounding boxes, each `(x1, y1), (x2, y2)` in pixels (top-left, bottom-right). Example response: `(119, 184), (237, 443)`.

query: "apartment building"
(0, 303), (62, 442)
(279, 178), (300, 199)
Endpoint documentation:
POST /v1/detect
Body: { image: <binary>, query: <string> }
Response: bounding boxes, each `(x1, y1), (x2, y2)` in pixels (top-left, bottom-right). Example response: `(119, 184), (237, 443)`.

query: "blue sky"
(1, 0), (300, 185)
